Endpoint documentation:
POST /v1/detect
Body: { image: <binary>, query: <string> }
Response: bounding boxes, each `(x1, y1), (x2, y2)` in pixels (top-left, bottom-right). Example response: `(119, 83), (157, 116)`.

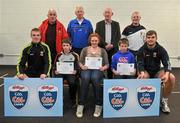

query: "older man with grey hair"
(95, 7), (121, 79)
(39, 9), (68, 76)
(39, 9), (68, 64)
(67, 6), (93, 55)
(122, 11), (146, 57)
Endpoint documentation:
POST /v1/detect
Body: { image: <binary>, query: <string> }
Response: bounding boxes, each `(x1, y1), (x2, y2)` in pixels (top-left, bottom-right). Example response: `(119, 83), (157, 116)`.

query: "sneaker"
(93, 105), (102, 117)
(161, 98), (170, 113)
(76, 105), (84, 118)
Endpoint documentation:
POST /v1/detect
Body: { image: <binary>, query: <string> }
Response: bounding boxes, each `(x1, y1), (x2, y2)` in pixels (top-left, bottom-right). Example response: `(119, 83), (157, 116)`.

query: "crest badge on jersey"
(38, 85), (58, 109)
(137, 85), (156, 109)
(40, 51), (44, 56)
(9, 85), (28, 109)
(153, 52), (157, 57)
(108, 86), (128, 111)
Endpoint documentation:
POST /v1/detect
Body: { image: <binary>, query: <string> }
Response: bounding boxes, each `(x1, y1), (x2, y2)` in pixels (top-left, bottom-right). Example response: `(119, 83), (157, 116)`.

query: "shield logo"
(9, 85), (28, 109)
(137, 85), (156, 109)
(38, 85), (58, 109)
(108, 86), (128, 111)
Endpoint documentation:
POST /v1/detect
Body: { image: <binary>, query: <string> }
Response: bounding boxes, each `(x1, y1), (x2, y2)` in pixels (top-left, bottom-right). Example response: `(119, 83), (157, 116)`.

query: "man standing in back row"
(67, 6), (93, 55)
(122, 11), (146, 57)
(95, 7), (121, 79)
(39, 9), (68, 65)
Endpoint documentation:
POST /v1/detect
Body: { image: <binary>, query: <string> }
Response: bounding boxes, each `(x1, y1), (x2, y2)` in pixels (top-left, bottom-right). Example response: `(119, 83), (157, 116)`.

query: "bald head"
(103, 8), (113, 22)
(131, 11), (141, 26)
(47, 9), (57, 24)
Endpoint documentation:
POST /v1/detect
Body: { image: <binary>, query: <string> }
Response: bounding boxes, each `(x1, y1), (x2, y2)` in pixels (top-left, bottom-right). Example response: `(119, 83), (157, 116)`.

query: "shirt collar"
(105, 20), (112, 24)
(76, 18), (85, 24)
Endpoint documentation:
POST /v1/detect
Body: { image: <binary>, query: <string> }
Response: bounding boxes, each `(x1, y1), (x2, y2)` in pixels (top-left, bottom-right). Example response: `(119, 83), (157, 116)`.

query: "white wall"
(0, 0), (180, 67)
(0, 0), (2, 33)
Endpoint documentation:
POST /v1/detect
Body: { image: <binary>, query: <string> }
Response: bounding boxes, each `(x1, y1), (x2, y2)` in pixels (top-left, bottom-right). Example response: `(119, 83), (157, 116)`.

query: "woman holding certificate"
(76, 33), (109, 118)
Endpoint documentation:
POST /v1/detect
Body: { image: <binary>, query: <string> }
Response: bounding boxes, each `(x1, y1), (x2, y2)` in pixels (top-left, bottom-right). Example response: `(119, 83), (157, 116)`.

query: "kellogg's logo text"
(108, 86), (128, 111)
(137, 85), (156, 109)
(9, 85), (28, 109)
(38, 85), (58, 109)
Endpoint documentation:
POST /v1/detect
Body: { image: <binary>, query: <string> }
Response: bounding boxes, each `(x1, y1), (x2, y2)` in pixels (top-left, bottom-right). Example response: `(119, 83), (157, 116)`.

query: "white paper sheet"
(117, 63), (134, 75)
(85, 57), (102, 69)
(56, 62), (74, 74)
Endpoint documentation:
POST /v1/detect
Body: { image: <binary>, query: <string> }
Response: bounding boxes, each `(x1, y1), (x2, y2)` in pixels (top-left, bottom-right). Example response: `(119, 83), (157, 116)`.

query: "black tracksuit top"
(137, 42), (171, 74)
(17, 42), (51, 77)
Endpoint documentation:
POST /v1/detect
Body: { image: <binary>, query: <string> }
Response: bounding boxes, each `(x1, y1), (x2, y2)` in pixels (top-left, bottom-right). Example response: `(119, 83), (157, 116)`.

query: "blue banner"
(4, 78), (63, 117)
(103, 79), (161, 118)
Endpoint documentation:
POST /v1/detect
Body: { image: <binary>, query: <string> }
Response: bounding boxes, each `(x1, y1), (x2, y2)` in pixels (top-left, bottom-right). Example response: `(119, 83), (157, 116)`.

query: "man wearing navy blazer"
(95, 8), (121, 79)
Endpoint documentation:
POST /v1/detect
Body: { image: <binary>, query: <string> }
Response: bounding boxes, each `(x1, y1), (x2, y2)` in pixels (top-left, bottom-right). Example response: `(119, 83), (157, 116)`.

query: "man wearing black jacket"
(137, 30), (175, 113)
(17, 28), (51, 79)
(95, 8), (121, 79)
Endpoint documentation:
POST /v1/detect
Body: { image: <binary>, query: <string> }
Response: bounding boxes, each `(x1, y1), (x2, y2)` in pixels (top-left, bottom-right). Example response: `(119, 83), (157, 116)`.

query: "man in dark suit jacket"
(95, 8), (121, 79)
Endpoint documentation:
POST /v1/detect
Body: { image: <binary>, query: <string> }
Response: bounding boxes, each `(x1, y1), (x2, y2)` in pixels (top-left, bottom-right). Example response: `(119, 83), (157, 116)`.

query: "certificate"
(117, 63), (134, 75)
(56, 62), (74, 74)
(85, 57), (102, 69)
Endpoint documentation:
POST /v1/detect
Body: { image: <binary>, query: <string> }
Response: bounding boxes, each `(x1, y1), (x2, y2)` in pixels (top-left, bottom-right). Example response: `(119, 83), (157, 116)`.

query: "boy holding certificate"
(53, 39), (79, 107)
(111, 38), (136, 79)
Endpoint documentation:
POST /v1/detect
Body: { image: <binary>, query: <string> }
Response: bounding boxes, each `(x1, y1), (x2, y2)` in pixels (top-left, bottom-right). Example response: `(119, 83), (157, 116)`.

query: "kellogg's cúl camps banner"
(103, 79), (161, 118)
(4, 78), (63, 117)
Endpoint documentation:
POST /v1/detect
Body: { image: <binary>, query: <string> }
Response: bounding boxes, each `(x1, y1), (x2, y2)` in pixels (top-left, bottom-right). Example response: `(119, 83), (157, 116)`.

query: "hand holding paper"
(85, 57), (102, 69)
(56, 62), (74, 74)
(117, 63), (135, 75)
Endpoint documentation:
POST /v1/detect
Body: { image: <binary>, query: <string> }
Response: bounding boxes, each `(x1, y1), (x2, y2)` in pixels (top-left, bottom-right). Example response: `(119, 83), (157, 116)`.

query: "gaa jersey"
(111, 50), (135, 70)
(137, 42), (171, 73)
(122, 24), (146, 51)
(53, 51), (79, 72)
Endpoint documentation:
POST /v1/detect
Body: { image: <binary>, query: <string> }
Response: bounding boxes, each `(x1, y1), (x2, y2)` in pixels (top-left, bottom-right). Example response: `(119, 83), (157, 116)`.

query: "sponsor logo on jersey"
(119, 57), (128, 63)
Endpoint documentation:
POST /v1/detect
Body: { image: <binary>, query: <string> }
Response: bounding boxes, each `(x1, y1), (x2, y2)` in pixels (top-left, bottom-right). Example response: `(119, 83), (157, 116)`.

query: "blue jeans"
(79, 69), (104, 106)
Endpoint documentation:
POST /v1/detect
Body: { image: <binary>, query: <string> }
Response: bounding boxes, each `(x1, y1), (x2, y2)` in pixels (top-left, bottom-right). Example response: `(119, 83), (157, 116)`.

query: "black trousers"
(54, 74), (78, 101)
(106, 49), (114, 79)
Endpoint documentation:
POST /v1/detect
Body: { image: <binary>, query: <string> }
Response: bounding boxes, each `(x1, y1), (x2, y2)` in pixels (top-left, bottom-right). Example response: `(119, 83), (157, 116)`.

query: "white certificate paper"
(56, 62), (74, 74)
(85, 57), (102, 69)
(117, 63), (134, 75)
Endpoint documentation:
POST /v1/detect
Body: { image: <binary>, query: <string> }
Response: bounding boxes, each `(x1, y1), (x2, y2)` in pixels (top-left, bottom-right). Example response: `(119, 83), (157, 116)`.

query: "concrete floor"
(0, 66), (180, 123)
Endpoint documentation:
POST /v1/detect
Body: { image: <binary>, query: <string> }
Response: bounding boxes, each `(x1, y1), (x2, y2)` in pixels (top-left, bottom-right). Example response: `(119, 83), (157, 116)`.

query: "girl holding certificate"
(76, 33), (109, 118)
